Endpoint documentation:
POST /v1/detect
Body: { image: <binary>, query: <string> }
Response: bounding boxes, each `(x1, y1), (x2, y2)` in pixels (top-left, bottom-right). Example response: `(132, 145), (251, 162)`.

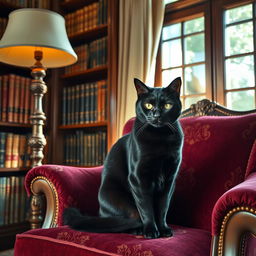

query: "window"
(224, 4), (255, 110)
(156, 0), (256, 111)
(161, 17), (206, 108)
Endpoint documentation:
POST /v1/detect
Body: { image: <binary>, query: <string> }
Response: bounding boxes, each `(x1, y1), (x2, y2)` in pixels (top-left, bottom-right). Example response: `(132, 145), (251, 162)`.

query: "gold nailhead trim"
(218, 207), (256, 256)
(30, 176), (59, 226)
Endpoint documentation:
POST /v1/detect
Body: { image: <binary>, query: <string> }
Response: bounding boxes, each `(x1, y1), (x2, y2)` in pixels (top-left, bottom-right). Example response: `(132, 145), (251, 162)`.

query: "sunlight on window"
(161, 16), (206, 108)
(226, 90), (255, 111)
(225, 4), (252, 24)
(225, 56), (255, 90)
(224, 3), (255, 110)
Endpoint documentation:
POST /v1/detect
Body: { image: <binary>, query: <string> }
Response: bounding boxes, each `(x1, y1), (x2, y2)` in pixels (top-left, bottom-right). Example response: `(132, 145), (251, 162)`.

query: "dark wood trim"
(204, 1), (213, 100)
(155, 43), (162, 87)
(60, 0), (98, 13)
(68, 24), (108, 46)
(0, 122), (31, 128)
(59, 121), (108, 130)
(0, 221), (30, 251)
(107, 0), (119, 146)
(61, 65), (108, 83)
(0, 169), (28, 177)
(0, 1), (20, 17)
(164, 1), (206, 25)
(165, 0), (207, 14)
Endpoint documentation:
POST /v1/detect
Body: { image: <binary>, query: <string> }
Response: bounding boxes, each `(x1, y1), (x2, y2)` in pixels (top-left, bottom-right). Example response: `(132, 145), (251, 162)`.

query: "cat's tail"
(63, 207), (142, 233)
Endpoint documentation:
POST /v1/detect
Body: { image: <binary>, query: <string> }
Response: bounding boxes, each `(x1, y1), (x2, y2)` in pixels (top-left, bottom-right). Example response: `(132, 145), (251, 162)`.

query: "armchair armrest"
(211, 172), (256, 256)
(25, 165), (102, 229)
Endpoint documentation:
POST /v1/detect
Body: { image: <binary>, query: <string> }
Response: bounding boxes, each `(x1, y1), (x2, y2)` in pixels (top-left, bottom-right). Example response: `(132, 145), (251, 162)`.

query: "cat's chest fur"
(131, 120), (182, 159)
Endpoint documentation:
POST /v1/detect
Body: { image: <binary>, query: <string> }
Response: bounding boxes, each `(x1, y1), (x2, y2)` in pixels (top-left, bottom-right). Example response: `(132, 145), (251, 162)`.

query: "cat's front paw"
(143, 225), (160, 239)
(159, 226), (173, 237)
(128, 227), (143, 236)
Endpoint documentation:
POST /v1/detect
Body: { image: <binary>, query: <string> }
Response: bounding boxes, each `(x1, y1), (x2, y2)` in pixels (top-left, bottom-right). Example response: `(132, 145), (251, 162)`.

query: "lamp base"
(29, 53), (47, 167)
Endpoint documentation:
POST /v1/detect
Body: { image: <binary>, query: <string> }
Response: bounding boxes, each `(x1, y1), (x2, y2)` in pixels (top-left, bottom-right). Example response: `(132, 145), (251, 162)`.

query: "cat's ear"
(134, 78), (150, 96)
(166, 77), (182, 95)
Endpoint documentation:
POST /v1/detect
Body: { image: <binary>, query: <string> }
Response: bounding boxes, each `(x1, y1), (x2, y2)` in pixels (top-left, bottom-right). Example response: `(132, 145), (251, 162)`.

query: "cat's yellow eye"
(145, 103), (153, 110)
(164, 103), (173, 110)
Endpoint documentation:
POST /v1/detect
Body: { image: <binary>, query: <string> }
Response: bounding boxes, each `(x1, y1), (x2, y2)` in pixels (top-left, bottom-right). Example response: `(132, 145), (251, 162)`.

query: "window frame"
(213, 0), (256, 106)
(156, 0), (256, 109)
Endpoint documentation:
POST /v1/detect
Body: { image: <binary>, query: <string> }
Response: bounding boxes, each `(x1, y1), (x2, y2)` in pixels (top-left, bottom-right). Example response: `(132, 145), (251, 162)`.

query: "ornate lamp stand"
(29, 50), (47, 167)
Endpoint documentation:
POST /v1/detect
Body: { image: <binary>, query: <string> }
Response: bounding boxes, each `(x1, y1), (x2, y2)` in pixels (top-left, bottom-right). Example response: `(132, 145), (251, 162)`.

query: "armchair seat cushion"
(15, 225), (211, 256)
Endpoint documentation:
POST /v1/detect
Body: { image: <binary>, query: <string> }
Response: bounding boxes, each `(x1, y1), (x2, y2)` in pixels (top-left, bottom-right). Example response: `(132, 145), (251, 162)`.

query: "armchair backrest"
(122, 99), (256, 232)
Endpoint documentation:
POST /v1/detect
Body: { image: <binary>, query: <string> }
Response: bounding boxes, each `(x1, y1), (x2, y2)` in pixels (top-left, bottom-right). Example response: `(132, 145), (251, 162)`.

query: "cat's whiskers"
(136, 122), (148, 137)
(167, 123), (178, 133)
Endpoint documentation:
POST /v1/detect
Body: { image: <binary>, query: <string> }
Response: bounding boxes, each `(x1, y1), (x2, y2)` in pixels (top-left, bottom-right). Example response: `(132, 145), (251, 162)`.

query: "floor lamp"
(0, 8), (77, 167)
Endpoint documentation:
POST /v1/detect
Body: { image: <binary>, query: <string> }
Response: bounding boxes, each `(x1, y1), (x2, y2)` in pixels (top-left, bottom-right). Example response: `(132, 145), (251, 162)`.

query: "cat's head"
(134, 77), (182, 127)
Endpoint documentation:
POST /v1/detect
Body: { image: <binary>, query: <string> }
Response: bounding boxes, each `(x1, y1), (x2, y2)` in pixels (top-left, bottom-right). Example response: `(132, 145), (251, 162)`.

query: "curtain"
(116, 0), (165, 138)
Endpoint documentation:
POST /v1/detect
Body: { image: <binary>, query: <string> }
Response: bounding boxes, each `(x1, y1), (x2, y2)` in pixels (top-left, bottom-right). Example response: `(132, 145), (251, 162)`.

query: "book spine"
(0, 177), (5, 226)
(13, 75), (21, 123)
(8, 74), (16, 123)
(18, 135), (27, 168)
(83, 133), (87, 166)
(80, 84), (85, 124)
(19, 77), (26, 124)
(0, 132), (6, 168)
(0, 76), (2, 121)
(62, 87), (67, 125)
(13, 176), (20, 223)
(84, 84), (89, 124)
(19, 176), (26, 222)
(25, 134), (31, 168)
(24, 78), (31, 124)
(11, 134), (20, 168)
(2, 75), (9, 122)
(75, 84), (80, 124)
(4, 177), (11, 225)
(5, 133), (13, 168)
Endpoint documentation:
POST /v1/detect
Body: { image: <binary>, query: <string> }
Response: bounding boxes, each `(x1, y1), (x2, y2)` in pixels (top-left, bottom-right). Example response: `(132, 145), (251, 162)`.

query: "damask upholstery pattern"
(169, 114), (256, 232)
(15, 225), (211, 256)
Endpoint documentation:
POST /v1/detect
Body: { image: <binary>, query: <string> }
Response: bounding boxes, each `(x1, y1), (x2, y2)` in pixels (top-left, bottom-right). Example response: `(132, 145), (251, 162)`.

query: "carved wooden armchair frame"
(28, 99), (256, 256)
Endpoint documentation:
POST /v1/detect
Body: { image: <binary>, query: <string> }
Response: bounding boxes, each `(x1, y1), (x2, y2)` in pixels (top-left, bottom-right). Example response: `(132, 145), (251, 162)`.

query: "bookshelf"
(50, 0), (118, 165)
(0, 0), (52, 251)
(0, 0), (118, 250)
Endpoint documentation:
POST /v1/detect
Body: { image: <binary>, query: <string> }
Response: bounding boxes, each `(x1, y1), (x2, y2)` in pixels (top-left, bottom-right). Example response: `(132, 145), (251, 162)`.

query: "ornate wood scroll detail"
(29, 194), (45, 229)
(181, 98), (256, 118)
(190, 99), (217, 116)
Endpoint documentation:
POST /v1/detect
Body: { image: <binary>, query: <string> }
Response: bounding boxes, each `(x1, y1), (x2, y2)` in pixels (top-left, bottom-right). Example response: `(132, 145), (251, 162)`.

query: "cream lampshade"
(0, 8), (77, 67)
(0, 8), (77, 167)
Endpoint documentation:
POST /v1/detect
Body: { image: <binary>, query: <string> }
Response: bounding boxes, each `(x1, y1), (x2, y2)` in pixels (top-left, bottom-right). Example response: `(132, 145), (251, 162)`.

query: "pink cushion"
(14, 225), (211, 256)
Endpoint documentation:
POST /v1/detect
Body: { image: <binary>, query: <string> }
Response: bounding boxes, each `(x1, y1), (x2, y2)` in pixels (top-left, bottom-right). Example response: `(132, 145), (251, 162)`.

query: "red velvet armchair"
(14, 100), (256, 256)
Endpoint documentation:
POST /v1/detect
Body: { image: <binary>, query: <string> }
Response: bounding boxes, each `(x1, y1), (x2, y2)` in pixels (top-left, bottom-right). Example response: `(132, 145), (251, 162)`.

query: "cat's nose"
(153, 110), (160, 118)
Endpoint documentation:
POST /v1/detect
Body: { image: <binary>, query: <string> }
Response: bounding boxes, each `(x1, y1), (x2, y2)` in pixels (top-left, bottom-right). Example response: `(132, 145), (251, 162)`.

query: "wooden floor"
(0, 249), (14, 256)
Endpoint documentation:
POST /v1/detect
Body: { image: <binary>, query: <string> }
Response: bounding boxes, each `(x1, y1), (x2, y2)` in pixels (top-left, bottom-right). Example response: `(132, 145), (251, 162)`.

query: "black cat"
(63, 77), (184, 239)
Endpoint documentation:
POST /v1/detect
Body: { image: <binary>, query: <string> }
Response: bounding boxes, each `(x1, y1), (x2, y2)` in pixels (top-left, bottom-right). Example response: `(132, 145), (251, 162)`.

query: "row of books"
(65, 0), (108, 36)
(65, 37), (107, 74)
(0, 176), (28, 226)
(62, 80), (107, 125)
(0, 132), (31, 168)
(64, 130), (107, 166)
(0, 17), (7, 38)
(2, 0), (50, 8)
(0, 74), (33, 124)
